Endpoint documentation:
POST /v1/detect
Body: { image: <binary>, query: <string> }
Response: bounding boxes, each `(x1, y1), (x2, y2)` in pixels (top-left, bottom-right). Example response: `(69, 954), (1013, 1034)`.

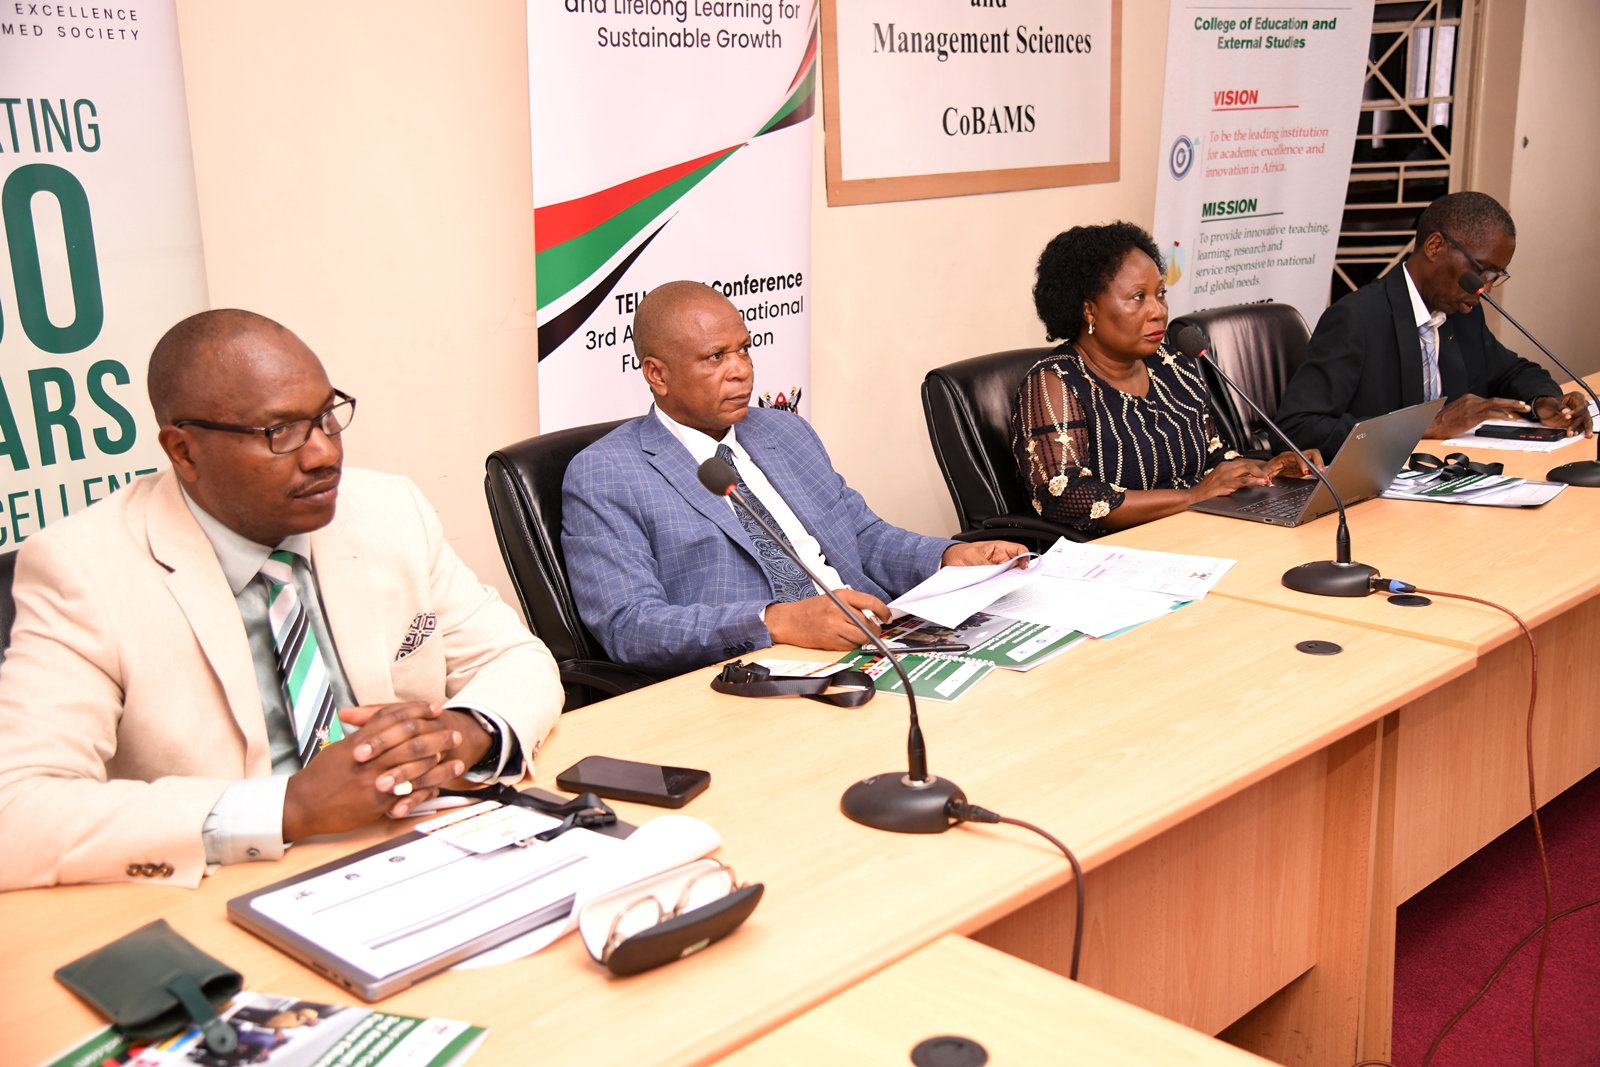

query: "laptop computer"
(1188, 399), (1444, 527)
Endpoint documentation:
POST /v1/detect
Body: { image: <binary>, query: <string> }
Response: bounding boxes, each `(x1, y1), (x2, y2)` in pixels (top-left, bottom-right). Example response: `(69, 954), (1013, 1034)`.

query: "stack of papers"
(1382, 469), (1566, 508)
(764, 611), (1087, 703)
(809, 539), (1239, 701)
(887, 538), (1233, 643)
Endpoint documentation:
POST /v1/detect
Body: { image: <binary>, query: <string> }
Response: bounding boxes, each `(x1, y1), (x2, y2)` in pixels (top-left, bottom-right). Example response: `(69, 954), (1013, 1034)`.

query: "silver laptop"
(1189, 399), (1443, 527)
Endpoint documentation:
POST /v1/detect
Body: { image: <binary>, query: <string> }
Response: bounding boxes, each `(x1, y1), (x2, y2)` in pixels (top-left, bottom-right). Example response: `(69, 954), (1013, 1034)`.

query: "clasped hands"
(1424, 392), (1593, 440)
(281, 702), (495, 841)
(764, 540), (1030, 652)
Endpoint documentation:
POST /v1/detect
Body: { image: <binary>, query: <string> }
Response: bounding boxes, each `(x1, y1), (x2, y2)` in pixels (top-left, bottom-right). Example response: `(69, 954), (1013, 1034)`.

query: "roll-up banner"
(528, 0), (817, 431)
(1152, 0), (1374, 329)
(0, 2), (208, 546)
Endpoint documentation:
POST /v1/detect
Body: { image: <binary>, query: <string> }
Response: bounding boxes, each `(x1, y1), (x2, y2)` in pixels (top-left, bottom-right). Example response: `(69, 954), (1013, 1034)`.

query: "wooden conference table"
(720, 934), (1274, 1066)
(4, 402), (1598, 1067)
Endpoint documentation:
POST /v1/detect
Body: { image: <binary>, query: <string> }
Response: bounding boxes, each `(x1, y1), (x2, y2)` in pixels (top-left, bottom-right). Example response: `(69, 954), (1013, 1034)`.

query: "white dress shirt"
(183, 491), (521, 866)
(653, 405), (846, 602)
(1403, 263), (1448, 402)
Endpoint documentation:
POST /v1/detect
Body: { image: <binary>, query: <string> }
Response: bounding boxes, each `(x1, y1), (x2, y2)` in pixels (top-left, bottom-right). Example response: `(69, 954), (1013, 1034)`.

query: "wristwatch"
(461, 708), (503, 778)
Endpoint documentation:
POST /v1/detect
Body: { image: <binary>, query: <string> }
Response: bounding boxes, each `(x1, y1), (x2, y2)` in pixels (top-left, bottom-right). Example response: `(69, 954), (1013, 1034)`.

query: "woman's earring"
(1087, 321), (1095, 335)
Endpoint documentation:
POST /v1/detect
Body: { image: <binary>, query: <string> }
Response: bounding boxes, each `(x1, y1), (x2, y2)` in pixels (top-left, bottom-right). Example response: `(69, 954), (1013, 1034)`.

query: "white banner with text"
(529, 0), (817, 431)
(1152, 0), (1373, 328)
(0, 2), (208, 546)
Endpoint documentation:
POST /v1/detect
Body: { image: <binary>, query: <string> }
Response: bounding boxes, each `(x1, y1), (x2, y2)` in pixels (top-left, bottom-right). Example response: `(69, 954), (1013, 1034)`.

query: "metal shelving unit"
(1332, 0), (1478, 302)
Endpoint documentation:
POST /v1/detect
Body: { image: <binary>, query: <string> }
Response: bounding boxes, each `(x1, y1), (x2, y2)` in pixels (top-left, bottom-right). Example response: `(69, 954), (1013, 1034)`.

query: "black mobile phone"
(556, 756), (711, 808)
(1475, 423), (1567, 442)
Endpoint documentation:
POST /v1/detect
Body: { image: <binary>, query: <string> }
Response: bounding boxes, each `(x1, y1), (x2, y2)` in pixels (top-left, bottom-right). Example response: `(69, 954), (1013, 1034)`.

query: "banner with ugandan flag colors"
(528, 0), (817, 431)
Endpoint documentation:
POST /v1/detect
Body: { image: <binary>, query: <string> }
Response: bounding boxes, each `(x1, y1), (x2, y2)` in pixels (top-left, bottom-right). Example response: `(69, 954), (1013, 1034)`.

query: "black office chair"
(1169, 302), (1311, 456)
(0, 550), (16, 667)
(922, 347), (1093, 548)
(485, 421), (655, 711)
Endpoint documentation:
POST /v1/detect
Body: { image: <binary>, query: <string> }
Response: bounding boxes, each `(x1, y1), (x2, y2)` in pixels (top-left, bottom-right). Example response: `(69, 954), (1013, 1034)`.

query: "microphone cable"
(1353, 584), (1553, 1067)
(947, 801), (1085, 981)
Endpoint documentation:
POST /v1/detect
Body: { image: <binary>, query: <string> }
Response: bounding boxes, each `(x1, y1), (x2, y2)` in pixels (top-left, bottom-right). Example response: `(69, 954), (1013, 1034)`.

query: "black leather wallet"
(55, 919), (242, 1053)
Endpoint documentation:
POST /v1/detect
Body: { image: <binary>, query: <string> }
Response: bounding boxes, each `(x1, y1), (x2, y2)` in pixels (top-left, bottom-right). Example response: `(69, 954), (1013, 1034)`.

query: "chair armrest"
(953, 515), (1092, 544)
(559, 659), (656, 699)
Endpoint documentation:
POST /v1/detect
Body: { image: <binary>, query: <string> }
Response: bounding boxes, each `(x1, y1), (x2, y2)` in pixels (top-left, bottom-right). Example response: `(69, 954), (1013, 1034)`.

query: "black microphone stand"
(697, 458), (966, 833)
(1461, 271), (1600, 488)
(1173, 325), (1379, 597)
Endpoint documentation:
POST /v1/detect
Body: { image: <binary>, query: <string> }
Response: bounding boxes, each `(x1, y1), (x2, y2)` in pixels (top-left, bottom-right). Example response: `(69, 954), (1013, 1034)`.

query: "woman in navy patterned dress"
(1012, 223), (1319, 534)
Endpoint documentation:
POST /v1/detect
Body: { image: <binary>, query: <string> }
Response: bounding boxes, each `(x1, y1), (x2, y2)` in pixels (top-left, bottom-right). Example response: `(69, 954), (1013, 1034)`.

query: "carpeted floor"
(1392, 765), (1600, 1066)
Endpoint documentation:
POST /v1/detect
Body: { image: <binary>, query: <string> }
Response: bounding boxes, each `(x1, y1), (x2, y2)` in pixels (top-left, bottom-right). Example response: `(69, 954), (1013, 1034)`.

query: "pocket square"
(395, 611), (438, 661)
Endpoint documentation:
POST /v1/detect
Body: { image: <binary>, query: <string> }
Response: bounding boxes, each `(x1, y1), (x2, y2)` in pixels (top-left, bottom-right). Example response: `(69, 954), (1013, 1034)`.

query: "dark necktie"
(715, 443), (816, 603)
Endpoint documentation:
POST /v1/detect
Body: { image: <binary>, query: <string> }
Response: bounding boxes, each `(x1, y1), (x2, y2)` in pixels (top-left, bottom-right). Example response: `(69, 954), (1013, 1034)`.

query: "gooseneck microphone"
(696, 456), (966, 832)
(1171, 324), (1381, 597)
(1461, 270), (1600, 488)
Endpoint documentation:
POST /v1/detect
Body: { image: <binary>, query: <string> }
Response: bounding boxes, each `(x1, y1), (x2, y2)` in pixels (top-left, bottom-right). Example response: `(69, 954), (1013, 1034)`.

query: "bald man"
(561, 282), (1025, 676)
(0, 310), (562, 889)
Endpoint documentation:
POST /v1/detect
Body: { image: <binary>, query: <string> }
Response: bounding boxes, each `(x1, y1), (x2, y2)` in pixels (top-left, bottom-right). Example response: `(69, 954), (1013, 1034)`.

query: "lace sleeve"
(1200, 407), (1233, 474)
(1012, 364), (1127, 532)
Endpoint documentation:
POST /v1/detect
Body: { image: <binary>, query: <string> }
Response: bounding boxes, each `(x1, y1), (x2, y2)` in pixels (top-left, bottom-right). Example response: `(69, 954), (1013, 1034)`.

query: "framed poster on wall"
(821, 0), (1120, 205)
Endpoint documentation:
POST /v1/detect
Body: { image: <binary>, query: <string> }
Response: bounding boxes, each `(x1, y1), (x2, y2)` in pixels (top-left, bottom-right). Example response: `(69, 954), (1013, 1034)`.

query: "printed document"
(1037, 538), (1234, 599)
(887, 553), (1038, 628)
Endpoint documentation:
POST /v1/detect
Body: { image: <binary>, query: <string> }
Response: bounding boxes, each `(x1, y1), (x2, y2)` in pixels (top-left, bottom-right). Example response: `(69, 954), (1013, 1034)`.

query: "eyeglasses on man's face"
(173, 390), (357, 455)
(1440, 232), (1511, 289)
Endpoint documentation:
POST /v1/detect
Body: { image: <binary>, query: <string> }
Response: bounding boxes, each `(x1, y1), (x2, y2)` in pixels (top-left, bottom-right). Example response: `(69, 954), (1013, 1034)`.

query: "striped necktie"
(1419, 321), (1442, 402)
(260, 550), (343, 767)
(715, 443), (815, 603)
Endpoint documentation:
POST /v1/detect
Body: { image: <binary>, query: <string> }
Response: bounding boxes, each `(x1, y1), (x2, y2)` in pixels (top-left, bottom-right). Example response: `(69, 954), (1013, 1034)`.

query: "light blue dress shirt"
(185, 491), (521, 866)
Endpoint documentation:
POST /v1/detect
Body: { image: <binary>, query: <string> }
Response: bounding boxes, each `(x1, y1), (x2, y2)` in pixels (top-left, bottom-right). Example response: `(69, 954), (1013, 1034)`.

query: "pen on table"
(868, 642), (971, 654)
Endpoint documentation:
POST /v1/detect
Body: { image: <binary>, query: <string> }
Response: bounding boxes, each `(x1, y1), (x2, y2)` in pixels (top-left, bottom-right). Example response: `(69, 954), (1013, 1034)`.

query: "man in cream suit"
(0, 310), (562, 890)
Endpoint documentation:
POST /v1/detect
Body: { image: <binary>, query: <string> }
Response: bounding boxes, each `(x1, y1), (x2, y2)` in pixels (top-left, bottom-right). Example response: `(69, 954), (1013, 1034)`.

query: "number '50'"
(0, 163), (103, 355)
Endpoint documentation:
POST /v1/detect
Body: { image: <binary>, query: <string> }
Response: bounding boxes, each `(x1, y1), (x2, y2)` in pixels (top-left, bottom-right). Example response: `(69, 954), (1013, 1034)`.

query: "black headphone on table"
(1406, 452), (1505, 481)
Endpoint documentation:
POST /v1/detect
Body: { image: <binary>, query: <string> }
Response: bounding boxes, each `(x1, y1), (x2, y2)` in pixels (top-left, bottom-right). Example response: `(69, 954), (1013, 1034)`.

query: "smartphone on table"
(556, 756), (711, 808)
(1474, 423), (1568, 442)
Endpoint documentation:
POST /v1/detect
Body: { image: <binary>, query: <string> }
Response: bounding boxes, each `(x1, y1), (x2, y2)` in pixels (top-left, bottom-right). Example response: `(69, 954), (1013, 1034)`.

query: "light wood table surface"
(1099, 381), (1600, 1059)
(717, 934), (1273, 1066)
(0, 596), (1470, 1067)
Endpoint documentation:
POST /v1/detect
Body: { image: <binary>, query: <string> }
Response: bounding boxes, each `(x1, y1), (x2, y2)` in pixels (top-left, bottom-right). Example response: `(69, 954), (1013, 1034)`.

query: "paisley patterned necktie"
(715, 443), (816, 603)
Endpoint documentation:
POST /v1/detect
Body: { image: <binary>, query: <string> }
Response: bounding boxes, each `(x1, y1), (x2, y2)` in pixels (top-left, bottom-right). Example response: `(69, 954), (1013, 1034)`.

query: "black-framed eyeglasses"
(173, 390), (357, 454)
(1439, 232), (1510, 289)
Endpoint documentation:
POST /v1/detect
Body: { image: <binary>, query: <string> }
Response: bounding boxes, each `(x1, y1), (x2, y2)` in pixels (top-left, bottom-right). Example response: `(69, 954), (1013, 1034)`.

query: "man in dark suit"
(562, 281), (1026, 676)
(1277, 192), (1591, 456)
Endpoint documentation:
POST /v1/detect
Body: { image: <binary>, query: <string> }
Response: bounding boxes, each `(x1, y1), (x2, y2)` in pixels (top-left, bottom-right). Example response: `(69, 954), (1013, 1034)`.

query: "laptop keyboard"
(1237, 484), (1316, 521)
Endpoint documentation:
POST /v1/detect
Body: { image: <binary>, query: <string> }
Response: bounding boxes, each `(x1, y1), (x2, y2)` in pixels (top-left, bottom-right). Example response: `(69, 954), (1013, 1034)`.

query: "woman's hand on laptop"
(1265, 448), (1324, 480)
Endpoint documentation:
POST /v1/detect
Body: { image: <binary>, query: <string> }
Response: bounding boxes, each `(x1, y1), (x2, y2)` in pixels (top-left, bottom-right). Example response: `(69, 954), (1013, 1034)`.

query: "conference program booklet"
(36, 991), (486, 1067)
(835, 612), (1089, 702)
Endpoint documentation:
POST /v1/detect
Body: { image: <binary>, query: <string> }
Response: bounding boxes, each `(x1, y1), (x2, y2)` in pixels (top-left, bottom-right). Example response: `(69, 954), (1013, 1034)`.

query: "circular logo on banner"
(1169, 136), (1197, 180)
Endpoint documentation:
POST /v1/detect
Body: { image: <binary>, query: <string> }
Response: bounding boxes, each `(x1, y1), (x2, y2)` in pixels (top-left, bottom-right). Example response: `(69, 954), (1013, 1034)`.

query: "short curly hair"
(1033, 223), (1164, 342)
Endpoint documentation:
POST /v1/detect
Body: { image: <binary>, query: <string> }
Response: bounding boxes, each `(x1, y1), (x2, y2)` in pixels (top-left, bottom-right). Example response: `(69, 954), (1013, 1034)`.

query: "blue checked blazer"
(562, 407), (956, 675)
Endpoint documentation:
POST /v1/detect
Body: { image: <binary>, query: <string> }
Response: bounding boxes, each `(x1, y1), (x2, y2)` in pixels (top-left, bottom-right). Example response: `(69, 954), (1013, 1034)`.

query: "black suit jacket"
(1276, 267), (1559, 456)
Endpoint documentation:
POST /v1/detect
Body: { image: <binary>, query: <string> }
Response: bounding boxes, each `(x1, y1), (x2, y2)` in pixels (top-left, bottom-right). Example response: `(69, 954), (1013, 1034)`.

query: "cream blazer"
(0, 468), (562, 890)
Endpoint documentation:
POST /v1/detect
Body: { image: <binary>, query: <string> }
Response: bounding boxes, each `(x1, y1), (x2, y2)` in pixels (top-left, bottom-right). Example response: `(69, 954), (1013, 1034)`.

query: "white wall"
(175, 2), (541, 604)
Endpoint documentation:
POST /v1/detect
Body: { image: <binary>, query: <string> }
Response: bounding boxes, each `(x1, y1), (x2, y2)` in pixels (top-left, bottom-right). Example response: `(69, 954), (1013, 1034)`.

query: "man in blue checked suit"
(563, 282), (1027, 676)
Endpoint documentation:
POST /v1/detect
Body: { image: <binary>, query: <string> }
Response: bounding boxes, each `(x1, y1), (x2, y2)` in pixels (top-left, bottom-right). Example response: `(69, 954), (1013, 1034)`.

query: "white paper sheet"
(887, 555), (1039, 628)
(1037, 539), (1235, 600)
(989, 576), (1188, 639)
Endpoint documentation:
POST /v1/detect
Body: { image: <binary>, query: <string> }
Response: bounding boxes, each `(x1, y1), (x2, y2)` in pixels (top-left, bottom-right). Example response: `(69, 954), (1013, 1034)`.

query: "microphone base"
(841, 773), (965, 834)
(1546, 460), (1600, 488)
(1282, 560), (1379, 598)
